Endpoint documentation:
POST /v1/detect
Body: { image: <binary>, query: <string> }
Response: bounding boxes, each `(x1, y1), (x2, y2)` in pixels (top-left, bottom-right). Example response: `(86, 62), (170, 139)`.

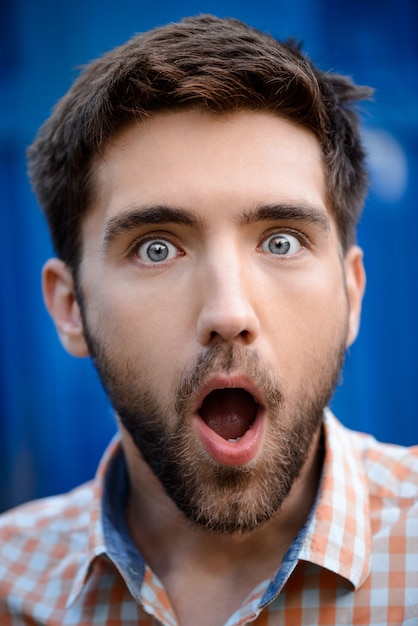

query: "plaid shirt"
(1, 410), (417, 625)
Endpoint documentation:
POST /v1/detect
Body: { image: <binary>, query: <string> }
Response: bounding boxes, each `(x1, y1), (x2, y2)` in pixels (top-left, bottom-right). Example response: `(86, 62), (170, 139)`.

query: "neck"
(122, 426), (323, 582)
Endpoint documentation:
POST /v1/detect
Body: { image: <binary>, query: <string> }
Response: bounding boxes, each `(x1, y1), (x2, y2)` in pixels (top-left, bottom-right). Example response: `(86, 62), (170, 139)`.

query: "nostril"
(207, 327), (251, 345)
(196, 295), (260, 346)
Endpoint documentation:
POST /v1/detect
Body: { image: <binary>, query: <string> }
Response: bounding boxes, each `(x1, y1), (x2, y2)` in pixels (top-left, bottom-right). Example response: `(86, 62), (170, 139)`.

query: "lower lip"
(192, 412), (264, 466)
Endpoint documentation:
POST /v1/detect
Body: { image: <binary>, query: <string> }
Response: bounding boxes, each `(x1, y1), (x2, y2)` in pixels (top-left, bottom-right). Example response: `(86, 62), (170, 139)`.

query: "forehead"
(92, 109), (329, 224)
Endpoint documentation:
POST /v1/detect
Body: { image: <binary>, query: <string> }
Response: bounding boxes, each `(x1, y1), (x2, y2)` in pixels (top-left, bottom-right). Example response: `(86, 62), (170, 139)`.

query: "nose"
(196, 250), (260, 347)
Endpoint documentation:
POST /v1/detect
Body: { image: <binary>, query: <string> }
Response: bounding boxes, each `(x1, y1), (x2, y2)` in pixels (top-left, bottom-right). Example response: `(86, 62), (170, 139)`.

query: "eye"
(136, 239), (179, 263)
(260, 232), (302, 256)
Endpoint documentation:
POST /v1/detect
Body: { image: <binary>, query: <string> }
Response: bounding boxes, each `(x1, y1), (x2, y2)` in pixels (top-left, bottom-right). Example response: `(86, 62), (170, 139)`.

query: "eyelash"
(258, 227), (311, 251)
(128, 232), (183, 260)
(128, 227), (311, 262)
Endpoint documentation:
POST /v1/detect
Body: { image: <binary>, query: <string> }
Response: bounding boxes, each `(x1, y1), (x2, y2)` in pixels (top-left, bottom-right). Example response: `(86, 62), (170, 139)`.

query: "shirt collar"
(68, 409), (372, 608)
(67, 434), (122, 608)
(298, 409), (372, 588)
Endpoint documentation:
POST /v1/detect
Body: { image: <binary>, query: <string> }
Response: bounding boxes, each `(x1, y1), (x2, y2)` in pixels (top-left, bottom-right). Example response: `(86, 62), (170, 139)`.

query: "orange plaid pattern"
(0, 411), (417, 625)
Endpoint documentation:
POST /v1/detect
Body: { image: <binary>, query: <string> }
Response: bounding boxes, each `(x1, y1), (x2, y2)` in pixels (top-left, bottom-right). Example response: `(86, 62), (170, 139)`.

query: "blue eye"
(136, 239), (179, 263)
(261, 233), (301, 256)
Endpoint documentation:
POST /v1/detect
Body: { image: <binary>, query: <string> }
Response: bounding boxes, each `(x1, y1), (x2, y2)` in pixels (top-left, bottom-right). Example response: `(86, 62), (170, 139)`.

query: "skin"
(43, 109), (365, 626)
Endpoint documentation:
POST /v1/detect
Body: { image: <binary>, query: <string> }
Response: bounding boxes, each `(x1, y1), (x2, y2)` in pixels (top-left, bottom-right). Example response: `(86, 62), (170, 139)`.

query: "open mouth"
(198, 388), (259, 442)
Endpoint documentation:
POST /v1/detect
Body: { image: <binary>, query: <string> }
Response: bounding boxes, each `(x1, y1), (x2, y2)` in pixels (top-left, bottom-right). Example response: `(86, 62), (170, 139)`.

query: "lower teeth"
(228, 437), (241, 443)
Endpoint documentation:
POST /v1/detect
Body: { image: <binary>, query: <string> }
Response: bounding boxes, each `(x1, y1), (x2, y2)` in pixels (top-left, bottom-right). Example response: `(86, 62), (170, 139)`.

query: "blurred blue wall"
(1, 0), (417, 512)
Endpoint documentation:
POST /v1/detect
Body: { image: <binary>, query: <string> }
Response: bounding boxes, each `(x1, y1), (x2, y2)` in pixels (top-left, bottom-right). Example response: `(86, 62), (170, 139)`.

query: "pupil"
(147, 241), (168, 261)
(269, 236), (290, 255)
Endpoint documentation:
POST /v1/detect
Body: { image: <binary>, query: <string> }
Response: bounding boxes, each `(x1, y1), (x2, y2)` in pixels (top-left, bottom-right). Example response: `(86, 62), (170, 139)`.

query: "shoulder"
(0, 481), (95, 569)
(347, 428), (418, 500)
(325, 411), (418, 526)
(345, 426), (418, 551)
(0, 482), (104, 621)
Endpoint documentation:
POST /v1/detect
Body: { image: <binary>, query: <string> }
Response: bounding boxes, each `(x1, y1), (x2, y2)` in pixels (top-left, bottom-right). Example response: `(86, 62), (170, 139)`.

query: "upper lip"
(193, 374), (265, 414)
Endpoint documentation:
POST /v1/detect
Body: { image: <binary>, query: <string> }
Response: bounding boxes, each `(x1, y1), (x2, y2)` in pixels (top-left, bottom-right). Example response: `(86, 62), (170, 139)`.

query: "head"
(28, 14), (371, 275)
(31, 16), (369, 533)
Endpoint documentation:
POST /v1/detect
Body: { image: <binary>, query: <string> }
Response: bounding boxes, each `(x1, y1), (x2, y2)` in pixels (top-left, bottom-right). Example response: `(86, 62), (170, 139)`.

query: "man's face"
(66, 110), (364, 532)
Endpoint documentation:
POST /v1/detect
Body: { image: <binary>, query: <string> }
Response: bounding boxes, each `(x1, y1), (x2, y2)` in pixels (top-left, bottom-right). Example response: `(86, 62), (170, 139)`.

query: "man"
(0, 14), (417, 625)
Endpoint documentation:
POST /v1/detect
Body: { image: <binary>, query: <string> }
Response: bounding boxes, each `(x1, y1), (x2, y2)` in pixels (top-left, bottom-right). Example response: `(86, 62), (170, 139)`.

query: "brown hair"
(28, 14), (373, 271)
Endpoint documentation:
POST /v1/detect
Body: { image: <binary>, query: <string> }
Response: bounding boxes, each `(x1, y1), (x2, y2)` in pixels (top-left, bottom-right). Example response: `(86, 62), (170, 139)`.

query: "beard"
(80, 304), (347, 534)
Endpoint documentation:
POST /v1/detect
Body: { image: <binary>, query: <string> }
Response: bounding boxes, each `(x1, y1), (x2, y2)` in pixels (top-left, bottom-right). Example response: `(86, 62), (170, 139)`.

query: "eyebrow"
(240, 203), (330, 232)
(102, 200), (330, 250)
(102, 204), (204, 249)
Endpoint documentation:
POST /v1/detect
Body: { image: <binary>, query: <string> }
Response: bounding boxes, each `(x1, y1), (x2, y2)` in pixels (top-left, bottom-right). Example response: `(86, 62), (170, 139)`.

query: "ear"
(42, 258), (89, 357)
(344, 245), (366, 347)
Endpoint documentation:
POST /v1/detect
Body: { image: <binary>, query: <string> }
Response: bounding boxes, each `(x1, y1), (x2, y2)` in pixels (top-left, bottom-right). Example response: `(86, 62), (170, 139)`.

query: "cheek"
(295, 283), (347, 337)
(265, 261), (347, 331)
(260, 268), (348, 369)
(90, 283), (192, 374)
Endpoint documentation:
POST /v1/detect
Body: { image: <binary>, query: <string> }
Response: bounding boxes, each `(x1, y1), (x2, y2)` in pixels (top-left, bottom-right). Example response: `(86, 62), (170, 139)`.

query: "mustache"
(174, 343), (283, 419)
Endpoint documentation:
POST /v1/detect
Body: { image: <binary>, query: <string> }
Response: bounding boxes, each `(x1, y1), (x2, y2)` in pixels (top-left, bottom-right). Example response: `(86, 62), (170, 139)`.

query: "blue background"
(1, 0), (417, 513)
